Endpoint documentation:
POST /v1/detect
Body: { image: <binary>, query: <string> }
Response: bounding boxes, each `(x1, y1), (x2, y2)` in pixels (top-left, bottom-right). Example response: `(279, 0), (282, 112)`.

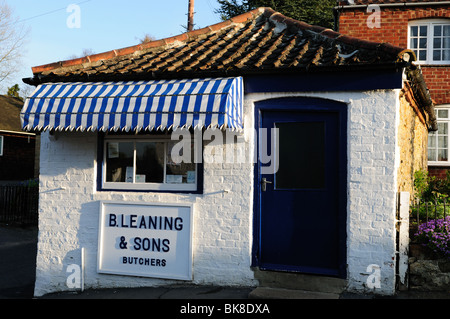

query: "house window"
(409, 20), (450, 64)
(0, 136), (3, 156)
(428, 107), (450, 165)
(100, 133), (201, 192)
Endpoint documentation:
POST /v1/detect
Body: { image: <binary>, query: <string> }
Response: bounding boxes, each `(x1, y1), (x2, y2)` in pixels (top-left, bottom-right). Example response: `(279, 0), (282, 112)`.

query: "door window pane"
(275, 122), (325, 189)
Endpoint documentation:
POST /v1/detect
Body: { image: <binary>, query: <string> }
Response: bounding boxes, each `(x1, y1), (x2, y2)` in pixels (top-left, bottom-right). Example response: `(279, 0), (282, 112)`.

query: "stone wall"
(409, 244), (450, 291)
(396, 86), (429, 197)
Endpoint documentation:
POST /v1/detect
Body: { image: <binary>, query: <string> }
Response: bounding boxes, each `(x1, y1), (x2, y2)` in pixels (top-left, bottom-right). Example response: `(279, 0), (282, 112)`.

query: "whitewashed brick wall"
(34, 116), (257, 297)
(247, 90), (401, 296)
(34, 89), (400, 296)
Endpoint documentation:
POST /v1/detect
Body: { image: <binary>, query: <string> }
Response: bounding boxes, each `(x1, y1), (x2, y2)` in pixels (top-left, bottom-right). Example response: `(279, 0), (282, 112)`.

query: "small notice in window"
(187, 171), (195, 184)
(126, 167), (133, 183)
(135, 174), (146, 183)
(108, 143), (119, 158)
(166, 175), (182, 184)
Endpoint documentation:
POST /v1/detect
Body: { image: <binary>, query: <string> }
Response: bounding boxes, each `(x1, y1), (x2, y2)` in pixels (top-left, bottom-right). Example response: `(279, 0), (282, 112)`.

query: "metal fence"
(410, 199), (450, 259)
(411, 199), (449, 227)
(0, 184), (38, 225)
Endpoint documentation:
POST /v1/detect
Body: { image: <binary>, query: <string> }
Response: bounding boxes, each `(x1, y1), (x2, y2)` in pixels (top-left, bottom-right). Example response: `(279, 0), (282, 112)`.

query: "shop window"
(409, 20), (450, 64)
(428, 107), (450, 165)
(99, 133), (202, 192)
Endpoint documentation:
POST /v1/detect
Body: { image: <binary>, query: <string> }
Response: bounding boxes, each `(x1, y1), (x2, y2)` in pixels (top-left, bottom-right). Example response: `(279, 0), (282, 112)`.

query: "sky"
(3, 0), (222, 94)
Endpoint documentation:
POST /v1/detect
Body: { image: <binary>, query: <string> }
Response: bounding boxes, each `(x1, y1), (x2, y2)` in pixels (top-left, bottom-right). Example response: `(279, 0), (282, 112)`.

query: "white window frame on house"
(428, 106), (450, 166)
(408, 19), (450, 65)
(0, 135), (3, 156)
(101, 133), (200, 192)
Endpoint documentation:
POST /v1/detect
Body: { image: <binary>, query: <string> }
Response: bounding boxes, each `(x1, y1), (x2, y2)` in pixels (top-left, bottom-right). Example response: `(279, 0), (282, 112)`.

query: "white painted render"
(34, 89), (401, 297)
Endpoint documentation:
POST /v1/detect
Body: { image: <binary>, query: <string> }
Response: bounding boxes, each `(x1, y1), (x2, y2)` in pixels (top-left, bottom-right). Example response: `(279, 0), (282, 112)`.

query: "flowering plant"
(414, 216), (450, 259)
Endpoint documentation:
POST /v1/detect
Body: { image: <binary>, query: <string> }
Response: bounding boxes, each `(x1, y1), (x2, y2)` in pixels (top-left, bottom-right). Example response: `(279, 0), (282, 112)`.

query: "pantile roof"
(338, 0), (450, 5)
(24, 7), (414, 85)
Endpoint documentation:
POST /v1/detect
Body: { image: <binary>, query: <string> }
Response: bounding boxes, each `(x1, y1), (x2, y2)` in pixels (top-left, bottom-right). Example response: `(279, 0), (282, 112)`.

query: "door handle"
(261, 178), (272, 192)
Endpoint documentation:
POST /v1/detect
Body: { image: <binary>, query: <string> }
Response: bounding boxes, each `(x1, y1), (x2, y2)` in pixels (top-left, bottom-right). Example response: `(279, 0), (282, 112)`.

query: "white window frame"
(0, 135), (3, 156)
(428, 105), (450, 166)
(408, 19), (450, 65)
(101, 134), (199, 192)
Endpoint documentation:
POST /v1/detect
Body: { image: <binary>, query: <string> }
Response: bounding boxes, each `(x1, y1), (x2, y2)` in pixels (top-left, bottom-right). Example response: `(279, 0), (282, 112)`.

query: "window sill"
(428, 162), (450, 167)
(413, 63), (450, 67)
(100, 182), (199, 193)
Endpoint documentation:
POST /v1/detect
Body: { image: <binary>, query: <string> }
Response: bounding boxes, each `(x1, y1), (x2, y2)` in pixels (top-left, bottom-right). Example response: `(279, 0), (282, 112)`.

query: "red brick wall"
(428, 166), (449, 179)
(338, 6), (450, 105)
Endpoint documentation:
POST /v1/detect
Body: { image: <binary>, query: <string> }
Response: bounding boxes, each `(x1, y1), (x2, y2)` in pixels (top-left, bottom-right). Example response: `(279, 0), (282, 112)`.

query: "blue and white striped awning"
(21, 77), (243, 132)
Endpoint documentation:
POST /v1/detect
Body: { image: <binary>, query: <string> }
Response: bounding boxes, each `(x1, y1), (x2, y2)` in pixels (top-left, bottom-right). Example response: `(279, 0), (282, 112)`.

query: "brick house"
(22, 8), (434, 296)
(336, 0), (450, 178)
(0, 95), (38, 182)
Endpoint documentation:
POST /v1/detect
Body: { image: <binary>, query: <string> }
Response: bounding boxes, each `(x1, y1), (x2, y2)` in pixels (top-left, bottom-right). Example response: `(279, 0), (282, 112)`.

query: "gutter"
(336, 1), (450, 9)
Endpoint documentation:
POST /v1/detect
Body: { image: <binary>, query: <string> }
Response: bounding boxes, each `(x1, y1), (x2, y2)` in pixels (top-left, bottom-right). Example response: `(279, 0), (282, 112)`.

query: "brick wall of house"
(428, 166), (448, 179)
(338, 5), (450, 105)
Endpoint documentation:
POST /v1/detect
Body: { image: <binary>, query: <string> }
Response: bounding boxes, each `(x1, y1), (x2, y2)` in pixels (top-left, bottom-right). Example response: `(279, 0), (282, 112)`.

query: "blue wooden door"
(254, 97), (347, 278)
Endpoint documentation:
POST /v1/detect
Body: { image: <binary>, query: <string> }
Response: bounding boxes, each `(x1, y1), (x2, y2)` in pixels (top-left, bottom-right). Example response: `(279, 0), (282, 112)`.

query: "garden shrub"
(414, 217), (450, 259)
(413, 170), (450, 259)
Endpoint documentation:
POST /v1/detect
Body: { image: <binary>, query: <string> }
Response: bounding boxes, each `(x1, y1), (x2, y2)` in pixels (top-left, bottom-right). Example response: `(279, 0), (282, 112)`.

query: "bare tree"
(0, 1), (28, 86)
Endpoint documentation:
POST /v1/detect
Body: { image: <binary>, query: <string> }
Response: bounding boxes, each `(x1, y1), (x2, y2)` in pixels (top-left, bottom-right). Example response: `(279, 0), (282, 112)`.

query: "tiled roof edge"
(30, 6), (414, 76)
(31, 7), (269, 75)
(267, 8), (415, 62)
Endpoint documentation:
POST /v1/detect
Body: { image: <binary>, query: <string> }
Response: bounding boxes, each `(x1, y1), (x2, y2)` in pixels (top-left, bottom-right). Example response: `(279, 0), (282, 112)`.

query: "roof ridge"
(31, 7), (271, 75)
(29, 7), (414, 78)
(266, 8), (414, 61)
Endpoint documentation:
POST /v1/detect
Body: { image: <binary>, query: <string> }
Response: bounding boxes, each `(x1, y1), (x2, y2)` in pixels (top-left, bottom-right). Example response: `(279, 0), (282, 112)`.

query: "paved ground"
(0, 225), (37, 299)
(1, 225), (449, 300)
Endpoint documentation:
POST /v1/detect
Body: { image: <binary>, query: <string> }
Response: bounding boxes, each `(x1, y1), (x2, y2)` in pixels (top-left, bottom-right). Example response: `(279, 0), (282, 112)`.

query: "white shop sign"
(98, 201), (193, 280)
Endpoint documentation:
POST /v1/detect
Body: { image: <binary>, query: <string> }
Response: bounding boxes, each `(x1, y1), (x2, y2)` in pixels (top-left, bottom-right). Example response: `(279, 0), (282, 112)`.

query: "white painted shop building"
(21, 8), (435, 297)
